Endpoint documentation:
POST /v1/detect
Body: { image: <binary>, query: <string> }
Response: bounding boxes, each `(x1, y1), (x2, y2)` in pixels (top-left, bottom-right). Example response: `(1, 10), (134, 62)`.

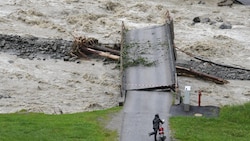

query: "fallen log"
(86, 48), (120, 60)
(176, 65), (229, 84)
(90, 45), (120, 56)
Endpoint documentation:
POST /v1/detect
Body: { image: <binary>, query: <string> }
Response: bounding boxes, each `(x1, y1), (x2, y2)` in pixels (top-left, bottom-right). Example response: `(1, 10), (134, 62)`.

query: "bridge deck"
(122, 22), (176, 91)
(120, 19), (177, 141)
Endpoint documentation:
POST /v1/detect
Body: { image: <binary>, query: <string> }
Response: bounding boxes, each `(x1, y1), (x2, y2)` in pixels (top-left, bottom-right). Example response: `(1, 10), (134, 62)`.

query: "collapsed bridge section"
(121, 17), (177, 93)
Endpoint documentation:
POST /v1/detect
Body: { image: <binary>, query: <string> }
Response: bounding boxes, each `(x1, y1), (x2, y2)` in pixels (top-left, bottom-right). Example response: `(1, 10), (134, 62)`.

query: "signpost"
(184, 86), (191, 111)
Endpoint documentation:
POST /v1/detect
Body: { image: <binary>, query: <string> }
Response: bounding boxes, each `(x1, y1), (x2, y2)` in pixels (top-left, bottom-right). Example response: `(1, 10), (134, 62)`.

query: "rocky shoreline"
(0, 34), (72, 61)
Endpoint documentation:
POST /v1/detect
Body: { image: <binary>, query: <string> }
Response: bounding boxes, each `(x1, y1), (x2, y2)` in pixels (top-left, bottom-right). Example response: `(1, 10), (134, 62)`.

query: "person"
(149, 114), (164, 141)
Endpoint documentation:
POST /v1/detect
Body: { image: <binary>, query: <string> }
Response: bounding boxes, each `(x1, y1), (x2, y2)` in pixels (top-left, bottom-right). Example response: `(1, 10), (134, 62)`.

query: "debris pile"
(70, 36), (120, 60)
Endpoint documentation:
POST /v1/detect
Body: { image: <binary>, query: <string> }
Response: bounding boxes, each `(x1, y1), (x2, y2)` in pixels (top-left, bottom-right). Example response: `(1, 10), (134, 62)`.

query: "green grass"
(169, 102), (250, 141)
(0, 107), (121, 141)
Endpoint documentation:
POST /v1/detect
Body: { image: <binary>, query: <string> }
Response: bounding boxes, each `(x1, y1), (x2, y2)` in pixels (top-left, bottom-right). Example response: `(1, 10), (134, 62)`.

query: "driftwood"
(70, 36), (96, 59)
(176, 65), (229, 84)
(86, 48), (119, 60)
(70, 36), (120, 60)
(93, 45), (120, 56)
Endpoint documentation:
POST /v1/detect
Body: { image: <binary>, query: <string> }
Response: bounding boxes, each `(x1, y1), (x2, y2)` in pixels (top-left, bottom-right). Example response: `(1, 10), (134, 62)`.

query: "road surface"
(120, 90), (173, 141)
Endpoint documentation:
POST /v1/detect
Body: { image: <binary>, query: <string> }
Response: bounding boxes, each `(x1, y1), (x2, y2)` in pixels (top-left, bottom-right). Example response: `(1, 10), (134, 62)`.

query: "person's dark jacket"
(152, 114), (163, 130)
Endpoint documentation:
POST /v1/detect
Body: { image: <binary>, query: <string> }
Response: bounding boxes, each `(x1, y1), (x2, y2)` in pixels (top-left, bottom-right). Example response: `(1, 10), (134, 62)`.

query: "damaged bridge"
(120, 15), (177, 141)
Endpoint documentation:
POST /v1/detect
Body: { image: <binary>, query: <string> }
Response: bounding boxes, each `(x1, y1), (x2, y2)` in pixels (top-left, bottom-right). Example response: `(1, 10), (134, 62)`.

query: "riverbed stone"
(219, 22), (232, 29)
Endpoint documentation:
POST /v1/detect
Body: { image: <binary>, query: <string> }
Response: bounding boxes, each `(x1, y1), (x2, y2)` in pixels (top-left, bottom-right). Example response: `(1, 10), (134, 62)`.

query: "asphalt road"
(120, 90), (173, 141)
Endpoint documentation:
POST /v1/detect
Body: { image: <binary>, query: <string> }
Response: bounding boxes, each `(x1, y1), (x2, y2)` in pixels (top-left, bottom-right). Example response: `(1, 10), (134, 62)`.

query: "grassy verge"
(169, 102), (250, 141)
(0, 107), (121, 141)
